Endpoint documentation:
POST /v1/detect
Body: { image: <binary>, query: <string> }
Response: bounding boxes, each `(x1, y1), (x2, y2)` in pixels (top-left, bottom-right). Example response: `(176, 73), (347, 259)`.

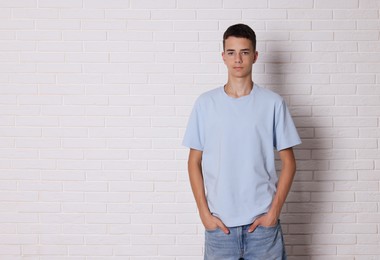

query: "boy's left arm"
(248, 147), (296, 232)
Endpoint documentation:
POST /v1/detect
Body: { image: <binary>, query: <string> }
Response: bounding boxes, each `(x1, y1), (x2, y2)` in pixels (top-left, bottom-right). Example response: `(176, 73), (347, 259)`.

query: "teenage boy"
(182, 23), (301, 259)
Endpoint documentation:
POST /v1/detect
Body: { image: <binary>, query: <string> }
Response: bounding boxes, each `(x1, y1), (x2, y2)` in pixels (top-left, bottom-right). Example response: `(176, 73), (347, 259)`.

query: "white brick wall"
(0, 0), (379, 259)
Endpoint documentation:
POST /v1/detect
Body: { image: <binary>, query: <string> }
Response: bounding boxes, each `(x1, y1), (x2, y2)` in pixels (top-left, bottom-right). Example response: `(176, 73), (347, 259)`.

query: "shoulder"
(255, 84), (283, 104)
(255, 85), (285, 109)
(193, 86), (221, 107)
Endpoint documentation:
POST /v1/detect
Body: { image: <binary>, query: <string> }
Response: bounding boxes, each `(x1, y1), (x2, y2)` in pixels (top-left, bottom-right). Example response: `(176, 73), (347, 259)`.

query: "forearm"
(268, 149), (296, 219)
(188, 159), (211, 218)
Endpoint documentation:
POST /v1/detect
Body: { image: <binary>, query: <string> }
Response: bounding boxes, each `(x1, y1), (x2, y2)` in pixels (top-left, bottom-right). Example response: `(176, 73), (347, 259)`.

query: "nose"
(235, 53), (242, 63)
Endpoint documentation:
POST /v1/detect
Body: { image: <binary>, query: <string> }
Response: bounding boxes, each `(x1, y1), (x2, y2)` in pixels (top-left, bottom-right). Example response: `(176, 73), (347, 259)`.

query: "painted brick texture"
(0, 0), (379, 259)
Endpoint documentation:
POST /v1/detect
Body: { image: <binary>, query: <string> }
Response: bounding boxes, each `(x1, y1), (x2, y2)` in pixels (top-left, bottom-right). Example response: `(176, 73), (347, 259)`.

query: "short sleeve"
(182, 99), (204, 151)
(273, 99), (302, 151)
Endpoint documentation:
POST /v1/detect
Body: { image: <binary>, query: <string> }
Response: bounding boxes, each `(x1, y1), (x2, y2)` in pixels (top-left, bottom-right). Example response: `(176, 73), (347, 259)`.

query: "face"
(222, 36), (258, 79)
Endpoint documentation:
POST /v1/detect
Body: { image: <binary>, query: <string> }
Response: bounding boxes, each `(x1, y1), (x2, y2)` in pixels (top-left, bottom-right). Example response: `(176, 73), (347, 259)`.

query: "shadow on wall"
(266, 41), (326, 259)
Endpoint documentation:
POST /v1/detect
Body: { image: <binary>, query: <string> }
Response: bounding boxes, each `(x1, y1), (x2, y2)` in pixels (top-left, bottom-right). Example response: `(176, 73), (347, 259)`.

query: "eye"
(227, 52), (234, 56)
(242, 51), (250, 55)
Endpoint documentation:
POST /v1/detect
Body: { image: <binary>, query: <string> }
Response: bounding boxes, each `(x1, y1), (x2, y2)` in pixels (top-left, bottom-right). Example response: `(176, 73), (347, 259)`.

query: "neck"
(224, 78), (254, 98)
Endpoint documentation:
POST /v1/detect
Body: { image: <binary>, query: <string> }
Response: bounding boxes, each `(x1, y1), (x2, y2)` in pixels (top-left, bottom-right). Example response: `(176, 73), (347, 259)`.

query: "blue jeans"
(204, 220), (286, 260)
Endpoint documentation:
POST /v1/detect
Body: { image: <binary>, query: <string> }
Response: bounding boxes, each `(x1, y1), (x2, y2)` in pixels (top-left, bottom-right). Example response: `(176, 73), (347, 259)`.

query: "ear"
(253, 51), (258, 64)
(222, 52), (226, 64)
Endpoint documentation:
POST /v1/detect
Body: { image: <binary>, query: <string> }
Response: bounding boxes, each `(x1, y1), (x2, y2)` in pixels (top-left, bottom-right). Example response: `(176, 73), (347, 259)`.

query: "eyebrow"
(226, 48), (251, 52)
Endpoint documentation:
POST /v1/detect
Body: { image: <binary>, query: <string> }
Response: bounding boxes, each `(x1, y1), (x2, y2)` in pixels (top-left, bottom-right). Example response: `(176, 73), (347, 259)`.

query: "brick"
(334, 9), (379, 19)
(159, 245), (202, 256)
(338, 245), (380, 255)
(62, 31), (106, 41)
(315, 0), (358, 8)
(38, 41), (82, 52)
(0, 8), (11, 18)
(312, 42), (357, 52)
(357, 234), (380, 245)
(312, 64), (356, 74)
(293, 245), (337, 255)
(359, 0), (380, 8)
(311, 192), (354, 202)
(131, 214), (175, 224)
(315, 128), (358, 138)
(357, 64), (380, 73)
(312, 234), (356, 245)
(270, 0), (313, 8)
(288, 203), (333, 213)
(130, 63), (173, 73)
(292, 52), (336, 63)
(312, 149), (356, 160)
(131, 0), (175, 8)
(86, 213), (131, 224)
(332, 74), (375, 84)
(85, 235), (130, 245)
(105, 9), (150, 19)
(0, 52), (18, 63)
(85, 171), (131, 182)
(313, 106), (356, 117)
(334, 117), (377, 127)
(63, 224), (103, 235)
(174, 21), (218, 31)
(334, 202), (377, 213)
(267, 42), (311, 52)
(102, 160), (147, 171)
(243, 9), (286, 19)
(292, 182), (333, 192)
(291, 95), (334, 106)
(83, 0), (130, 8)
(113, 245), (158, 256)
(356, 192), (380, 202)
(0, 40), (35, 51)
(109, 224), (151, 238)
(268, 21), (311, 31)
(69, 245), (113, 256)
(132, 235), (176, 245)
(107, 204), (152, 214)
(62, 202), (107, 213)
(82, 20), (126, 30)
(177, 0), (222, 8)
(335, 31), (379, 41)
(311, 213), (356, 223)
(22, 245), (67, 255)
(288, 9), (333, 19)
(128, 20), (172, 31)
(0, 192), (39, 202)
(334, 224), (377, 234)
(359, 42), (380, 52)
(36, 20), (80, 30)
(109, 182), (154, 192)
(357, 20), (380, 30)
(85, 192), (130, 203)
(57, 73), (102, 84)
(60, 8), (104, 19)
(314, 171), (357, 181)
(0, 20), (34, 30)
(291, 31), (333, 41)
(13, 159), (56, 169)
(156, 52), (200, 63)
(335, 181), (378, 191)
(334, 138), (377, 149)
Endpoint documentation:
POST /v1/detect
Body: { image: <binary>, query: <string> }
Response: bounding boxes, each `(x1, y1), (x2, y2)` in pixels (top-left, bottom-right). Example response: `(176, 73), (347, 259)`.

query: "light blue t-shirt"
(182, 84), (301, 227)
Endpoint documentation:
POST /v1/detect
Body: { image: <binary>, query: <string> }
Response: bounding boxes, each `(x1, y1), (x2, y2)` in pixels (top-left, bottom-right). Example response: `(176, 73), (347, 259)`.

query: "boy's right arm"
(187, 148), (229, 234)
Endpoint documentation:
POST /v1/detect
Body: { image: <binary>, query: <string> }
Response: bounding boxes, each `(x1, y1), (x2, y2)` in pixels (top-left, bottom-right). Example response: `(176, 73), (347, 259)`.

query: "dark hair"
(223, 23), (256, 51)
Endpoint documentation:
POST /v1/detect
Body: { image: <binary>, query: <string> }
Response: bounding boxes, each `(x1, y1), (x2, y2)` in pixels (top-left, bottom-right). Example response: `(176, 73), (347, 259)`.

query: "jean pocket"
(257, 220), (280, 230)
(205, 227), (219, 232)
